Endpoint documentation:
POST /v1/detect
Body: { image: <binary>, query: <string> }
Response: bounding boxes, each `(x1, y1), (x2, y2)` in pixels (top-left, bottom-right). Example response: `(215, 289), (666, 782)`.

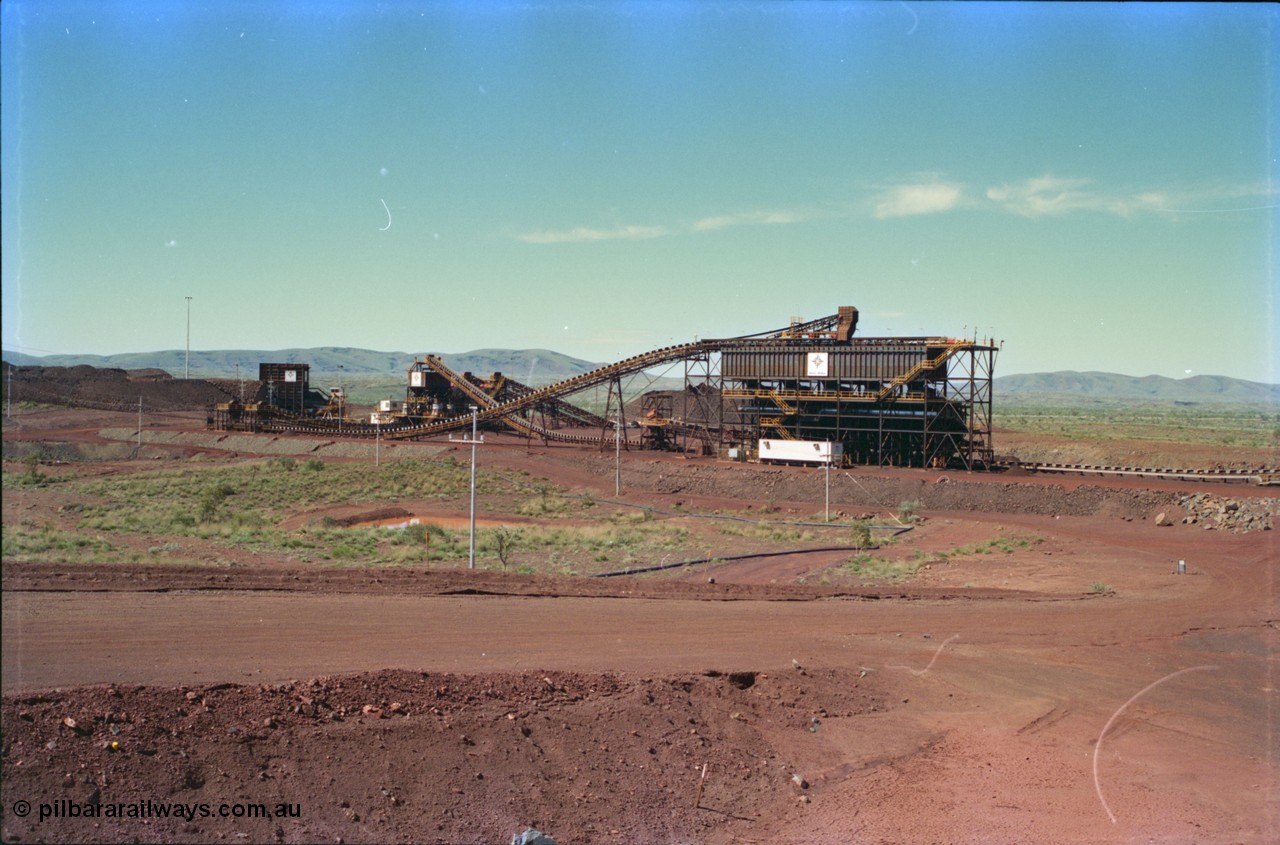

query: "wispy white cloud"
(1138, 182), (1278, 215)
(692, 209), (807, 231)
(516, 179), (1273, 244)
(873, 181), (964, 219)
(985, 176), (1173, 218)
(517, 206), (812, 243)
(516, 224), (670, 244)
(874, 175), (1274, 220)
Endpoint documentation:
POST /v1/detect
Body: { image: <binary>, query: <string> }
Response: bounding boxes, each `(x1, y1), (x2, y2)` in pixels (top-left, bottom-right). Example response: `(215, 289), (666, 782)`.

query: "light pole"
(469, 408), (478, 568)
(449, 406), (484, 570)
(184, 296), (192, 379)
(824, 454), (830, 523)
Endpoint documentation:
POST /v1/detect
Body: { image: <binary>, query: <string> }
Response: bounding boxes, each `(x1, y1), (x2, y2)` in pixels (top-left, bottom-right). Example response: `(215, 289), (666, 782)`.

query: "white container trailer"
(757, 438), (842, 466)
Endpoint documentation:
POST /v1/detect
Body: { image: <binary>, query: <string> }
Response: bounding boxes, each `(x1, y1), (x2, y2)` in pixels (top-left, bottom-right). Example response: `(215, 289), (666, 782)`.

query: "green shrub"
(844, 553), (921, 582)
(198, 481), (236, 523)
(24, 452), (42, 482)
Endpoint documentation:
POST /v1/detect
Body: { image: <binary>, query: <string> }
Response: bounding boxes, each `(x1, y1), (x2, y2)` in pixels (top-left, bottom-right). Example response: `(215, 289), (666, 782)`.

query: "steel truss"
(710, 338), (997, 470)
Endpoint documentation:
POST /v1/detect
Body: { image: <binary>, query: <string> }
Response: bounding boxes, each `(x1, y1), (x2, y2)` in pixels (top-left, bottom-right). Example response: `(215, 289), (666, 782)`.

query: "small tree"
(850, 521), (872, 550)
(492, 526), (516, 569)
(23, 451), (42, 483)
(198, 481), (236, 523)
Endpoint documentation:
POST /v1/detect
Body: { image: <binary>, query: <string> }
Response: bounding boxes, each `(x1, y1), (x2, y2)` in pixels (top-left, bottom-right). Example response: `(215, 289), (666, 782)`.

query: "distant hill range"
(995, 371), (1279, 405)
(1, 347), (603, 387)
(3, 349), (1276, 406)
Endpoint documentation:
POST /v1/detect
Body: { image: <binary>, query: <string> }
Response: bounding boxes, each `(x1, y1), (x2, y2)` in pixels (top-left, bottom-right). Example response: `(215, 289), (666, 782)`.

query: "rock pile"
(6, 363), (238, 411)
(1177, 493), (1275, 533)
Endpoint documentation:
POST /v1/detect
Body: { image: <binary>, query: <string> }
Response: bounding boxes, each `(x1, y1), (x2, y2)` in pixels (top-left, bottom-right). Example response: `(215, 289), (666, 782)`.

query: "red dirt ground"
(2, 407), (1277, 844)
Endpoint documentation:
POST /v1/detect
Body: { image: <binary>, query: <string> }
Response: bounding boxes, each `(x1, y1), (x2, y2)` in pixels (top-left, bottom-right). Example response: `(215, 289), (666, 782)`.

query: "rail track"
(998, 461), (1277, 486)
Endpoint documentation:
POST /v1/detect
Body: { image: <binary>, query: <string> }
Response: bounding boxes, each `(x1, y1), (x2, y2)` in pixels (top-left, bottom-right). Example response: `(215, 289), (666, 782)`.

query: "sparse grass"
(12, 445), (1070, 581)
(904, 534), (1043, 568)
(607, 508), (653, 525)
(843, 553), (921, 582)
(897, 499), (922, 523)
(71, 457), (487, 538)
(247, 518), (702, 572)
(6, 457), (515, 566)
(830, 533), (1043, 582)
(1091, 581), (1110, 594)
(2, 525), (118, 562)
(397, 522), (429, 544)
(2, 455), (54, 489)
(946, 536), (1039, 557)
(997, 401), (1279, 448)
(716, 523), (817, 543)
(515, 484), (573, 517)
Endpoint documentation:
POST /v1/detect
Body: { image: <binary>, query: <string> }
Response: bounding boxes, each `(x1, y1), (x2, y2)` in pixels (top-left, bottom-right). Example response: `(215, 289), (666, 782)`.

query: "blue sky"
(2, 1), (1276, 381)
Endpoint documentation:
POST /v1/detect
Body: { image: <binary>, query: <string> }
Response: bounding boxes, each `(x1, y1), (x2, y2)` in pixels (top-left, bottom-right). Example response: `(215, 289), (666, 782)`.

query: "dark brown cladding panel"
(722, 346), (941, 381)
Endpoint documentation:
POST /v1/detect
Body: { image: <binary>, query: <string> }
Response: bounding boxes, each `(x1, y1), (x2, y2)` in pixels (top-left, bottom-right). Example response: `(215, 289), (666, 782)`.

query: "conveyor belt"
(374, 315), (849, 443)
(249, 312), (978, 448)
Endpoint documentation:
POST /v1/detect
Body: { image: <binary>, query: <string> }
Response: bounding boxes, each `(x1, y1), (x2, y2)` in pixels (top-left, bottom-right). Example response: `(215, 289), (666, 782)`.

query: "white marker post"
(824, 455), (830, 523)
(450, 406), (484, 570)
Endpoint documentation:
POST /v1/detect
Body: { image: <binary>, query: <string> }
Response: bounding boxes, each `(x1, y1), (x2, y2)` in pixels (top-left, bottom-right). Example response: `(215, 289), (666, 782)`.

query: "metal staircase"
(875, 338), (971, 401)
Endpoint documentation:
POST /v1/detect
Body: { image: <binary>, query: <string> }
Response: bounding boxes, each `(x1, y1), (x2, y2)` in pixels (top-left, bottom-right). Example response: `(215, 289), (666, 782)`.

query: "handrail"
(875, 338), (971, 401)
